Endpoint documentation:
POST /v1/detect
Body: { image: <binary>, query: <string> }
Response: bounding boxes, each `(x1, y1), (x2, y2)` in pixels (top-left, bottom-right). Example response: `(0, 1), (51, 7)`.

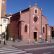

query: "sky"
(7, 0), (54, 26)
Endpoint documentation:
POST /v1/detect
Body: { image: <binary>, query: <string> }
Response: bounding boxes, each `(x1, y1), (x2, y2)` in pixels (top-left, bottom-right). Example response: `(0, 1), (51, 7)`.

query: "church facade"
(8, 5), (51, 42)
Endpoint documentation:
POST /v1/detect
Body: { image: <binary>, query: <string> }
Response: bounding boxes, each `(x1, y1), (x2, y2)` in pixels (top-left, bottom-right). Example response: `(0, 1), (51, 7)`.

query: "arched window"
(25, 25), (27, 32)
(35, 10), (37, 13)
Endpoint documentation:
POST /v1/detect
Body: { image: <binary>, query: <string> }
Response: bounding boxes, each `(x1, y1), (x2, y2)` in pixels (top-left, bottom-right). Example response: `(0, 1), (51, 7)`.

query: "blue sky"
(7, 0), (54, 26)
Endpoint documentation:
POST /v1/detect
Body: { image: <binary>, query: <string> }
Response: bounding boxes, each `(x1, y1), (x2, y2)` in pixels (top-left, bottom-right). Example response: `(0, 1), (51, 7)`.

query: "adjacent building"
(0, 0), (6, 37)
(0, 0), (10, 40)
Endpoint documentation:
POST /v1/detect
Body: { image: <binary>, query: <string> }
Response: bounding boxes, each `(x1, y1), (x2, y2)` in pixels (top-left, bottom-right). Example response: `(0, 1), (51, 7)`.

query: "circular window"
(34, 16), (38, 22)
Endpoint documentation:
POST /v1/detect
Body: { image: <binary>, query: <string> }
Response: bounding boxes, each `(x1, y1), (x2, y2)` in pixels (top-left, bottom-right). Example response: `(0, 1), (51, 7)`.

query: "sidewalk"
(6, 39), (54, 47)
(0, 39), (54, 48)
(10, 40), (54, 50)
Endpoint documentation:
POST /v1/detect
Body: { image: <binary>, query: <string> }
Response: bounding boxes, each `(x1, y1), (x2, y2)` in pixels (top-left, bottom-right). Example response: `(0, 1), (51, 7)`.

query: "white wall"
(2, 18), (9, 33)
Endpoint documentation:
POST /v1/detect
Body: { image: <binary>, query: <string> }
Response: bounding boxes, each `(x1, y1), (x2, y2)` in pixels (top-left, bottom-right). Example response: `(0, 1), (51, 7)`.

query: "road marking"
(25, 46), (54, 51)
(0, 46), (26, 54)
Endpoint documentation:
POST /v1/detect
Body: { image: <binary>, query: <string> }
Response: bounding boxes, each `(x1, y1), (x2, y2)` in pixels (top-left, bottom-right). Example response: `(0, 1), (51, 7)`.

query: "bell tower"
(1, 0), (6, 17)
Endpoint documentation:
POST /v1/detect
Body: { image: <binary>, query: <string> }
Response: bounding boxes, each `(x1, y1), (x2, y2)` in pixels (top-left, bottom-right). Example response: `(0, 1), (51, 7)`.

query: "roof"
(10, 12), (20, 21)
(10, 7), (30, 21)
(21, 8), (30, 13)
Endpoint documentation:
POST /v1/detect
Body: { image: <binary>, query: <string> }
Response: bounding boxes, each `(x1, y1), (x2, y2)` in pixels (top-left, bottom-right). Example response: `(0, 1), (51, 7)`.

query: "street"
(13, 43), (54, 54)
(0, 42), (54, 54)
(24, 46), (54, 54)
(0, 45), (54, 54)
(0, 46), (26, 54)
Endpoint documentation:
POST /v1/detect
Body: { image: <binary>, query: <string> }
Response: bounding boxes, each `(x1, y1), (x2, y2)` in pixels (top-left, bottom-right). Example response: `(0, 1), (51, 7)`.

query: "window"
(34, 16), (38, 22)
(35, 10), (37, 13)
(25, 25), (27, 32)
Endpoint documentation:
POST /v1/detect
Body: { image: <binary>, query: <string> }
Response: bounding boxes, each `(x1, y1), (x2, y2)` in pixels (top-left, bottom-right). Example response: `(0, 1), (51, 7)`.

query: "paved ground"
(0, 45), (26, 54)
(12, 39), (54, 54)
(13, 43), (54, 50)
(24, 46), (54, 54)
(0, 44), (54, 54)
(6, 39), (54, 47)
(0, 39), (54, 54)
(0, 45), (54, 54)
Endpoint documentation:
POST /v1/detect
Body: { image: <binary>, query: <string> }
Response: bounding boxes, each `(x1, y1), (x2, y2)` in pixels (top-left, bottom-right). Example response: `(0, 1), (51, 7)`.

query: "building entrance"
(34, 32), (37, 41)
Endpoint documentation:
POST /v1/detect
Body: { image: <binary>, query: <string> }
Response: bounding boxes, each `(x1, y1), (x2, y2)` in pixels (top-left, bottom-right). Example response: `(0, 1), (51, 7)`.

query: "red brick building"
(8, 5), (51, 42)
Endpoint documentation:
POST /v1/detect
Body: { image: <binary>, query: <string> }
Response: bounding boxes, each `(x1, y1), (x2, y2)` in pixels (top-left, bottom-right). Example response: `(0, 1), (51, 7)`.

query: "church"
(8, 4), (51, 42)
